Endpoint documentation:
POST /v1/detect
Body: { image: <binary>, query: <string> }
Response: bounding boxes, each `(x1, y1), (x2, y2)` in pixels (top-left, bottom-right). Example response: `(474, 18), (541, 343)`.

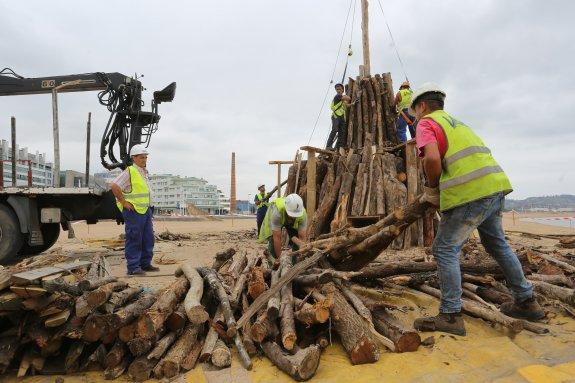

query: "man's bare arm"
(111, 183), (134, 211)
(272, 230), (282, 259)
(422, 143), (442, 188)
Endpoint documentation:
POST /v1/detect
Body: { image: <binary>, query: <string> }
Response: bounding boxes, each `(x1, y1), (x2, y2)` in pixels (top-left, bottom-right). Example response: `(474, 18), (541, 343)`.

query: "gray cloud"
(1, 0), (573, 200)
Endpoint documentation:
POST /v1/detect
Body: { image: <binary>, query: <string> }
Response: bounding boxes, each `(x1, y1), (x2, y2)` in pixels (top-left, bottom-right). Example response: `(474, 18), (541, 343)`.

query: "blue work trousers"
(123, 208), (154, 273)
(396, 108), (416, 143)
(433, 192), (533, 313)
(256, 206), (268, 236)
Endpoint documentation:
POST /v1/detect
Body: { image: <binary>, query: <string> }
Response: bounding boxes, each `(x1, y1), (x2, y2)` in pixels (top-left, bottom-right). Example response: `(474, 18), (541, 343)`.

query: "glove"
(420, 186), (440, 207)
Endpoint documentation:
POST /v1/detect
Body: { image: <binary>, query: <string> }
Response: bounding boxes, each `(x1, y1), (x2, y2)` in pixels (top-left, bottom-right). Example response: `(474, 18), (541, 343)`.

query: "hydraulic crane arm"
(0, 67), (176, 170)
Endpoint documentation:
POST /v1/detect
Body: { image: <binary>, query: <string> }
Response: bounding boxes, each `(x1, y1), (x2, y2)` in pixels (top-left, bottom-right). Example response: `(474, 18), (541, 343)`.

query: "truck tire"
(0, 204), (23, 263)
(19, 223), (61, 256)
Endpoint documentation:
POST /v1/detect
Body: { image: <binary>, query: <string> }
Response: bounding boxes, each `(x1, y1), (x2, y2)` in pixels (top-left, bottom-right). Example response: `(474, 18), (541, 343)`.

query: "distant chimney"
(230, 152), (237, 214)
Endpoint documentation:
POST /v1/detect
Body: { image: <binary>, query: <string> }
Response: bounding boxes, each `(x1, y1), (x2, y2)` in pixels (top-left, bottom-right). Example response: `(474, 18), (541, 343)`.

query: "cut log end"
(351, 337), (380, 365)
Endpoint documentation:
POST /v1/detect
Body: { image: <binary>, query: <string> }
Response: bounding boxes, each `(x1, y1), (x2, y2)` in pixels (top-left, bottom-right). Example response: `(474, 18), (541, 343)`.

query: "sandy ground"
(6, 213), (575, 382)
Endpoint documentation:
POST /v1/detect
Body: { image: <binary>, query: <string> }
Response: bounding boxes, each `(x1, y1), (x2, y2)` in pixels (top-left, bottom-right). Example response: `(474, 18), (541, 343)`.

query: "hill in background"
(505, 194), (575, 211)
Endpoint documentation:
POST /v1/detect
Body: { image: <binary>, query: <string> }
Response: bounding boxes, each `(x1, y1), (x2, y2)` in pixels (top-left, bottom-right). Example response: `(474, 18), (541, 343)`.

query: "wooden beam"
(268, 160), (295, 165)
(277, 164), (282, 198)
(306, 149), (317, 220)
(299, 146), (336, 157)
(405, 140), (418, 247)
(11, 261), (92, 284)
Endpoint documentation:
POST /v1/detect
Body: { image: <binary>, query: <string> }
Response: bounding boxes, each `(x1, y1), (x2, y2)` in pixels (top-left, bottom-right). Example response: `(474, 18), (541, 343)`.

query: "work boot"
(128, 269), (146, 276)
(142, 264), (160, 272)
(500, 297), (545, 321)
(414, 312), (466, 336)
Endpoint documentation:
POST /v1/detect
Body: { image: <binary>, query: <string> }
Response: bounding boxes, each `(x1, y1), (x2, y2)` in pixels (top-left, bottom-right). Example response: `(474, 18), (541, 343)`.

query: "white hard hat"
(258, 184), (265, 189)
(284, 193), (305, 218)
(130, 144), (149, 156)
(408, 82), (446, 115)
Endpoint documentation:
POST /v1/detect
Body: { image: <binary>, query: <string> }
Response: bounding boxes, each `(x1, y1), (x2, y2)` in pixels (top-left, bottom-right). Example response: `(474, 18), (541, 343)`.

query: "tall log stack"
(285, 73), (434, 250)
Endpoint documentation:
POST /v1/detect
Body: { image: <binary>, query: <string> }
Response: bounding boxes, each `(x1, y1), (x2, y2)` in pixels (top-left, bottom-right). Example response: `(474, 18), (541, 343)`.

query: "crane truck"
(0, 68), (176, 263)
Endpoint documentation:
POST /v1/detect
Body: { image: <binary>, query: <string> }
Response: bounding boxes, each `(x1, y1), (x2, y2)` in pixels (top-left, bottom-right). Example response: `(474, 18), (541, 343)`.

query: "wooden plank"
(268, 160), (295, 165)
(10, 286), (47, 298)
(45, 309), (71, 327)
(299, 146), (336, 157)
(306, 150), (317, 220)
(277, 164), (282, 198)
(406, 140), (419, 247)
(11, 261), (92, 284)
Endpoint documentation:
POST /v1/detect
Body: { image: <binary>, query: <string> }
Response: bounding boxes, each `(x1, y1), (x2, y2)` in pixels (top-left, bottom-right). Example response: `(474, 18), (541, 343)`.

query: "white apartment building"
(0, 139), (53, 187)
(149, 174), (224, 215)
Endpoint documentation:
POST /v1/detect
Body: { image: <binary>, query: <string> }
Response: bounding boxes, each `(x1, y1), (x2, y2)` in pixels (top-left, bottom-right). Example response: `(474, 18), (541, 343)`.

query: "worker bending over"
(326, 83), (351, 150)
(395, 80), (416, 142)
(111, 145), (159, 276)
(254, 184), (269, 235)
(258, 194), (308, 263)
(412, 83), (544, 336)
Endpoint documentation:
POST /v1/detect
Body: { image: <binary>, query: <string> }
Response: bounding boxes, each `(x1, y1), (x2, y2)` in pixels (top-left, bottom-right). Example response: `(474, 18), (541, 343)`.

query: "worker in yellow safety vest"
(258, 194), (308, 264)
(326, 83), (351, 150)
(394, 80), (416, 142)
(411, 83), (544, 336)
(254, 184), (269, 236)
(111, 145), (159, 276)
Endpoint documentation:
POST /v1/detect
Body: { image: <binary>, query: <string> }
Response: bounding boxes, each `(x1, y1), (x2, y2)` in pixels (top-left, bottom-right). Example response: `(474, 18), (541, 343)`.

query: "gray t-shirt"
(269, 204), (308, 231)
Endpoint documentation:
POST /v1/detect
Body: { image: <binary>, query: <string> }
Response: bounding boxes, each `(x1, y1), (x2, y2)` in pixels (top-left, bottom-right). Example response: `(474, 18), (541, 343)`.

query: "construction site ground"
(6, 212), (575, 383)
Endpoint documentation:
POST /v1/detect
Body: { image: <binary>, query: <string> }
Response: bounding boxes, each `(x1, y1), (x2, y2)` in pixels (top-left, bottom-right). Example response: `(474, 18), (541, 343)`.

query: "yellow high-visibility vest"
(116, 166), (150, 214)
(258, 197), (307, 243)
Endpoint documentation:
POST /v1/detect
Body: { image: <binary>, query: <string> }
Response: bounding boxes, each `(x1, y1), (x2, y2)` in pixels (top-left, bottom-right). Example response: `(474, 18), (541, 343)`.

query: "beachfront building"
(149, 174), (224, 215)
(0, 139), (53, 187)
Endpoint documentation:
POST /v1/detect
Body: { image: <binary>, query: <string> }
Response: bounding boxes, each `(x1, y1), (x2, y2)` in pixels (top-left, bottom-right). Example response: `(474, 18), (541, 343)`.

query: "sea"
(520, 216), (575, 229)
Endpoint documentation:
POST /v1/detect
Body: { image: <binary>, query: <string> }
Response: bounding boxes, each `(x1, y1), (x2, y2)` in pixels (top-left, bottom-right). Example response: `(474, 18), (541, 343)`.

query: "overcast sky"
(1, 0), (573, 200)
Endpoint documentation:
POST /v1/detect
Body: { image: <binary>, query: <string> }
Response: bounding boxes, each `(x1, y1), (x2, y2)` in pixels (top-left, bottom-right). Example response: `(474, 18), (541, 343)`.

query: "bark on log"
(104, 356), (129, 380)
(211, 338), (231, 368)
(417, 284), (523, 332)
(531, 280), (575, 306)
(321, 283), (379, 364)
(0, 336), (19, 373)
(309, 163), (341, 240)
(64, 341), (84, 372)
(147, 331), (177, 360)
(86, 281), (128, 309)
(230, 254), (259, 308)
(294, 299), (331, 326)
(529, 273), (574, 288)
(197, 267), (238, 337)
(181, 339), (204, 371)
(251, 309), (279, 343)
(461, 282), (512, 305)
(157, 323), (199, 379)
(280, 255), (296, 350)
(79, 275), (118, 291)
(267, 267), (281, 320)
(212, 248), (236, 271)
(241, 293), (258, 356)
(102, 287), (144, 314)
(128, 356), (157, 382)
(261, 342), (321, 382)
(105, 341), (126, 369)
(371, 307), (420, 352)
(247, 266), (267, 300)
(136, 277), (189, 339)
(83, 293), (156, 342)
(42, 278), (82, 296)
(199, 307), (221, 362)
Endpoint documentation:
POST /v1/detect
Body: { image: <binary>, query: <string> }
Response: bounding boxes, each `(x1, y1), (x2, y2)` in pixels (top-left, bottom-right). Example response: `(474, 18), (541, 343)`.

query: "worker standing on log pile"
(411, 83), (545, 336)
(254, 184), (269, 236)
(111, 145), (160, 276)
(258, 194), (308, 265)
(326, 83), (351, 150)
(395, 80), (416, 142)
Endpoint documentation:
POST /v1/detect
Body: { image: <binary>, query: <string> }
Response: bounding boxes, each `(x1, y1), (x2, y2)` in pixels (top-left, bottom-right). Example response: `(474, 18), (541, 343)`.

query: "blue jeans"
(396, 108), (415, 142)
(123, 208), (154, 273)
(433, 192), (533, 313)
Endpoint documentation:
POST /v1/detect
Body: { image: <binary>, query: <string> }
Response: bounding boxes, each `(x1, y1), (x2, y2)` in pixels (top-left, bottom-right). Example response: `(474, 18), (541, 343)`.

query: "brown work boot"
(414, 312), (466, 336)
(500, 297), (545, 321)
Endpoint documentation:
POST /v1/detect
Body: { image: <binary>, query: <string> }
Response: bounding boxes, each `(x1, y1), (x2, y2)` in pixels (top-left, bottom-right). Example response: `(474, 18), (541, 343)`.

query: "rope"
(307, 0), (355, 145)
(340, 0), (357, 84)
(375, 0), (410, 82)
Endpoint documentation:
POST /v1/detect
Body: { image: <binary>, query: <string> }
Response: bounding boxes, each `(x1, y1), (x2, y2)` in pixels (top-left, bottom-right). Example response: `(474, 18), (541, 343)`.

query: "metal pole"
(85, 112), (91, 186)
(52, 90), (60, 187)
(11, 117), (16, 187)
(361, 0), (371, 76)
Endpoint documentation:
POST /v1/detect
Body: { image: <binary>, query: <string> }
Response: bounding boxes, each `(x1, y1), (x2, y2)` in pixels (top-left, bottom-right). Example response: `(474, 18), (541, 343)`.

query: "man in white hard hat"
(410, 83), (543, 336)
(258, 193), (308, 263)
(254, 184), (269, 236)
(110, 144), (159, 276)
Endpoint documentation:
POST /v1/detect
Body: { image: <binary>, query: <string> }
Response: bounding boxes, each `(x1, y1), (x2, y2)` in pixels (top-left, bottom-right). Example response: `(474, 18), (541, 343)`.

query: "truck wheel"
(0, 204), (23, 263)
(19, 223), (61, 256)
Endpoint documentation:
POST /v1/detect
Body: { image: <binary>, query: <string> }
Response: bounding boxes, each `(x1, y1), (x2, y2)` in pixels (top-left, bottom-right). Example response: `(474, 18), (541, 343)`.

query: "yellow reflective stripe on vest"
(442, 146), (492, 167)
(439, 165), (504, 191)
(331, 100), (345, 118)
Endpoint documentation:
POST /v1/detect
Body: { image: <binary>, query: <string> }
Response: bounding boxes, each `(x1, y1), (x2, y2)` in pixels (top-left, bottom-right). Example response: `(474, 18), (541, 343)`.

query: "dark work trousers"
(123, 208), (154, 274)
(256, 205), (268, 236)
(326, 116), (347, 149)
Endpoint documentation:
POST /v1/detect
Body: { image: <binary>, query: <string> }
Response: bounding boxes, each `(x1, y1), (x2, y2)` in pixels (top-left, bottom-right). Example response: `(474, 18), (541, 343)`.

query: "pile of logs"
(1, 206), (574, 381)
